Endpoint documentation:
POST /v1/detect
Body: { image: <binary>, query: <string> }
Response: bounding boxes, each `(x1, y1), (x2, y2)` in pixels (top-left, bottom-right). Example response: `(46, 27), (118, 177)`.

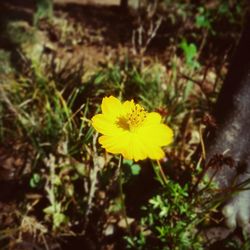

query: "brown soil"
(54, 0), (120, 5)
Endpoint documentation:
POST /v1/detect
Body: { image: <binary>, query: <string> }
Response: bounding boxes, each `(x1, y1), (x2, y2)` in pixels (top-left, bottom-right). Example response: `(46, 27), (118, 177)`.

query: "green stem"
(151, 160), (168, 186)
(157, 160), (168, 185)
(118, 155), (131, 234)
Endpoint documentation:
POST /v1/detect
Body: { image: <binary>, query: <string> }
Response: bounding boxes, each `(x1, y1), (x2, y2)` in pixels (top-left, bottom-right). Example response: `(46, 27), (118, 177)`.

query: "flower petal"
(139, 123), (173, 146)
(122, 133), (148, 161)
(99, 132), (130, 154)
(136, 131), (167, 160)
(101, 96), (122, 118)
(122, 99), (135, 114)
(147, 146), (165, 160)
(144, 112), (162, 125)
(92, 114), (122, 135)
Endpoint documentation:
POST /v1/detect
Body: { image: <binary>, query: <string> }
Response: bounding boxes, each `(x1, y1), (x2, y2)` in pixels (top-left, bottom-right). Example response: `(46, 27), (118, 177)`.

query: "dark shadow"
(56, 3), (134, 47)
(0, 0), (35, 24)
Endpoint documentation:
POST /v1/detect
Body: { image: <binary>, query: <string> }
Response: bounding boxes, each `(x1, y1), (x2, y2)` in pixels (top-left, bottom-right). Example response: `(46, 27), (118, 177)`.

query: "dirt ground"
(55, 0), (120, 5)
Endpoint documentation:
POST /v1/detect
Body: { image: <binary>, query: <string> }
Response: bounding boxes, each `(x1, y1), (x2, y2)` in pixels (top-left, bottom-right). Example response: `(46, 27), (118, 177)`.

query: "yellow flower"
(91, 96), (173, 161)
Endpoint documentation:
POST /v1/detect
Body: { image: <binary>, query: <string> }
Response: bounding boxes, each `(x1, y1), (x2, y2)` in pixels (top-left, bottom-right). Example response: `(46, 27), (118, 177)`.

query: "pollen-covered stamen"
(127, 104), (147, 129)
(116, 104), (148, 131)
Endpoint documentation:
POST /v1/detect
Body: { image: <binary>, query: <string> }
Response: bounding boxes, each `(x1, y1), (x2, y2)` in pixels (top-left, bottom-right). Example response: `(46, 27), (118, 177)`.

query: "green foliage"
(125, 171), (204, 250)
(0, 43), (215, 248)
(217, 0), (244, 24)
(179, 40), (200, 69)
(29, 173), (41, 188)
(0, 50), (13, 74)
(123, 159), (141, 176)
(195, 7), (212, 30)
(34, 0), (53, 26)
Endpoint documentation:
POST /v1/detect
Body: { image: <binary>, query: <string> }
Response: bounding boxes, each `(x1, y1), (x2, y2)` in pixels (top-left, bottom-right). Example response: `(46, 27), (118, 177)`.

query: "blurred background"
(0, 0), (249, 249)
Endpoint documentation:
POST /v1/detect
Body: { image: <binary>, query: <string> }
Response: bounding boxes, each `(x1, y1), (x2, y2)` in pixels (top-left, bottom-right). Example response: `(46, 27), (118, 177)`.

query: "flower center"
(117, 104), (147, 131)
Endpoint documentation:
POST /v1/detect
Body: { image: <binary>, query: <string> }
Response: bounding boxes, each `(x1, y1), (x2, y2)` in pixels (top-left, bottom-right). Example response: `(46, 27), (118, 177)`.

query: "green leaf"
(53, 212), (67, 228)
(75, 162), (87, 176)
(43, 205), (54, 215)
(29, 173), (41, 188)
(179, 40), (200, 69)
(131, 164), (141, 175)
